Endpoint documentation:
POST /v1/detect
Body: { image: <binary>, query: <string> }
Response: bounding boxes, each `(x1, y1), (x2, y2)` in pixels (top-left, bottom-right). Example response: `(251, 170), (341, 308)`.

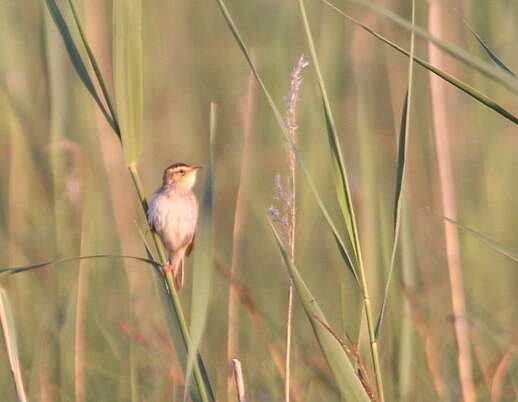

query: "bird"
(147, 162), (202, 290)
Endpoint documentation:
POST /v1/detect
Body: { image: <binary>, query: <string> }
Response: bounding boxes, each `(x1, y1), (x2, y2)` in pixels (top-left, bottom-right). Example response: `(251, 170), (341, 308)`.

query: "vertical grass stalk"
(427, 3), (475, 401)
(294, 0), (384, 399)
(284, 55), (307, 402)
(231, 359), (247, 402)
(375, 0), (416, 338)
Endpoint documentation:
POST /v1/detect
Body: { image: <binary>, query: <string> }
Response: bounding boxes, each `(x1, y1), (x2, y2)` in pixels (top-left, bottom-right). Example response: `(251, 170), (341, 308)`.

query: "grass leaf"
(185, 103), (217, 402)
(66, 0), (121, 136)
(340, 0), (518, 94)
(0, 254), (160, 275)
(324, 1), (518, 125)
(441, 215), (518, 263)
(269, 221), (370, 402)
(375, 0), (416, 340)
(297, 0), (360, 258)
(44, 0), (117, 131)
(375, 0), (416, 339)
(113, 0), (143, 164)
(458, 14), (516, 77)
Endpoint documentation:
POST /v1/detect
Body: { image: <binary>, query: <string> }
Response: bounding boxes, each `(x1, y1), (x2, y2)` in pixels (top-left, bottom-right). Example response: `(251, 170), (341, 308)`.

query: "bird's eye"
(178, 169), (185, 175)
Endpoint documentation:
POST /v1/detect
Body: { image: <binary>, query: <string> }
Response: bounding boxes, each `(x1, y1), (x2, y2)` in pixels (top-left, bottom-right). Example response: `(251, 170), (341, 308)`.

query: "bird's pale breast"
(147, 189), (198, 253)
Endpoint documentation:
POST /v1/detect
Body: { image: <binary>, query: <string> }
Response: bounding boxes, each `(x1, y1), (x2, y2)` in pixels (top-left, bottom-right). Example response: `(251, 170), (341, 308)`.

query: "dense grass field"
(1, 0), (517, 401)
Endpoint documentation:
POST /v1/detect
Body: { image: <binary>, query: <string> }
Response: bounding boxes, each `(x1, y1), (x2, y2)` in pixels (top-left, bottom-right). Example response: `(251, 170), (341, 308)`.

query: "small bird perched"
(147, 163), (202, 290)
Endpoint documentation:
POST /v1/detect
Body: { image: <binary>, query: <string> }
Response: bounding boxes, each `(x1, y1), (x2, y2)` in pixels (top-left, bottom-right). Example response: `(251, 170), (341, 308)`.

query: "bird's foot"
(162, 263), (174, 273)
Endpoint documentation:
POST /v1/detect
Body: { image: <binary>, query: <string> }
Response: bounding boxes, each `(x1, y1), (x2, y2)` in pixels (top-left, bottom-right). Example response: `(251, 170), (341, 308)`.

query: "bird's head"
(162, 163), (202, 190)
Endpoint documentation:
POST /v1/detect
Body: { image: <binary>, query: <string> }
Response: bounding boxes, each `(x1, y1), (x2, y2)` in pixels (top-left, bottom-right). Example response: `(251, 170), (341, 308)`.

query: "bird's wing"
(147, 191), (160, 232)
(185, 233), (196, 257)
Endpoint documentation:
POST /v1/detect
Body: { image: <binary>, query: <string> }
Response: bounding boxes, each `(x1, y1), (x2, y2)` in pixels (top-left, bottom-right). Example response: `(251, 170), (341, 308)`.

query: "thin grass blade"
(269, 222), (370, 402)
(374, 94), (408, 338)
(375, 1), (416, 340)
(0, 288), (28, 402)
(297, 0), (360, 259)
(214, 0), (360, 284)
(113, 0), (143, 164)
(324, 1), (518, 125)
(185, 103), (217, 402)
(0, 254), (160, 275)
(375, 0), (416, 339)
(66, 0), (121, 136)
(458, 15), (516, 77)
(340, 0), (518, 93)
(296, 2), (385, 398)
(44, 0), (116, 131)
(442, 215), (518, 263)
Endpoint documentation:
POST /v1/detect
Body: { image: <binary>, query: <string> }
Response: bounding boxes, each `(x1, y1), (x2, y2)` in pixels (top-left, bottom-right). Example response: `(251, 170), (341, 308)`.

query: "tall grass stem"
(231, 359), (247, 402)
(427, 3), (475, 401)
(295, 0), (384, 399)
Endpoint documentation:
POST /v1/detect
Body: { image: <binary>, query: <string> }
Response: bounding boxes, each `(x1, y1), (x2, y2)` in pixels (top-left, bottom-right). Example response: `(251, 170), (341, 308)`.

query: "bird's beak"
(192, 166), (203, 171)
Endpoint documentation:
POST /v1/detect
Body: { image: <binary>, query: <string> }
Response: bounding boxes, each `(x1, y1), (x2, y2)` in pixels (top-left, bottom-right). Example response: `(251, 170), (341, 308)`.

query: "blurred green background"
(1, 0), (517, 401)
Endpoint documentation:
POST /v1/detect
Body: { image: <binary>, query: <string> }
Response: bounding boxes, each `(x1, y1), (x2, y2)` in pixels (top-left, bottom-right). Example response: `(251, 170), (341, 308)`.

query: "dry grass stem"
(427, 3), (475, 401)
(231, 359), (247, 402)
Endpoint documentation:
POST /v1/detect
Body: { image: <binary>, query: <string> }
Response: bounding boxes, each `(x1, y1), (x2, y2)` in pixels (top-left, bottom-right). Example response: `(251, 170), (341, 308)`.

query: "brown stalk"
(427, 2), (475, 401)
(231, 359), (247, 402)
(227, 65), (256, 401)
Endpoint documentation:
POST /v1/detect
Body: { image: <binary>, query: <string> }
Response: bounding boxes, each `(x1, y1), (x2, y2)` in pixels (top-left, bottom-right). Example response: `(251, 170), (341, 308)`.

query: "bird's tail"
(169, 250), (186, 291)
(174, 258), (185, 291)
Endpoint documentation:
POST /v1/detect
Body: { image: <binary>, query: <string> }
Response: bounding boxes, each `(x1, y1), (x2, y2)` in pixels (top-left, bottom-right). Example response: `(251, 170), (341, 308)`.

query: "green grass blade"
(340, 0), (518, 94)
(66, 0), (121, 136)
(0, 288), (28, 402)
(44, 0), (117, 131)
(297, 0), (360, 257)
(214, 0), (359, 284)
(324, 1), (518, 126)
(113, 0), (143, 165)
(374, 94), (408, 338)
(441, 215), (518, 263)
(0, 254), (160, 275)
(185, 103), (217, 402)
(376, 1), (416, 340)
(269, 222), (370, 402)
(392, 93), (410, 230)
(296, 1), (385, 398)
(458, 15), (516, 77)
